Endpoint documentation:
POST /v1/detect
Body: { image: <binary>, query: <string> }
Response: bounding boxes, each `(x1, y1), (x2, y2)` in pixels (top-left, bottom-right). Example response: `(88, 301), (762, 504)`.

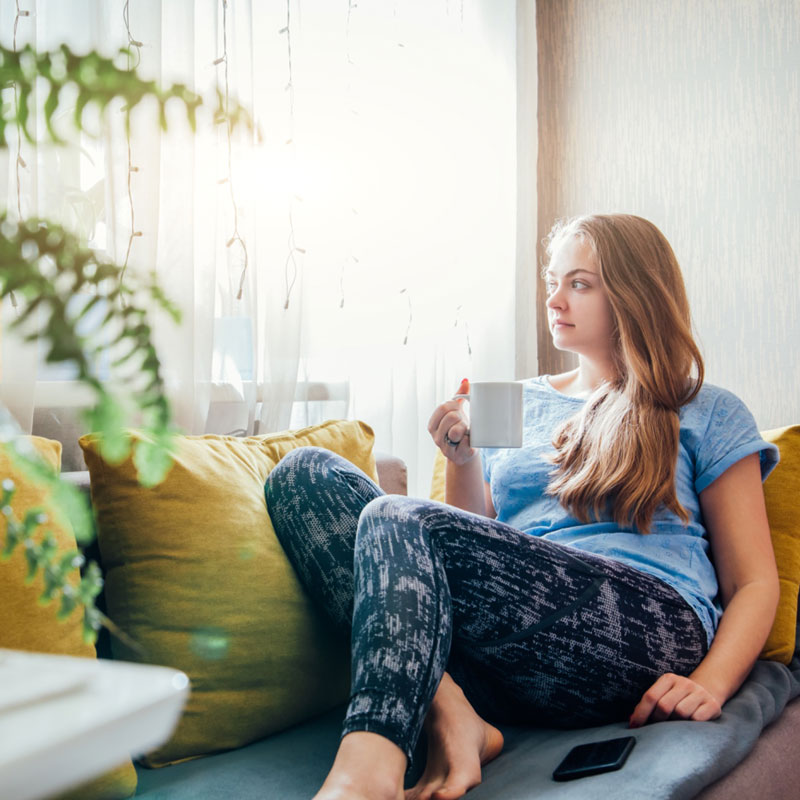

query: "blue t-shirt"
(481, 376), (779, 645)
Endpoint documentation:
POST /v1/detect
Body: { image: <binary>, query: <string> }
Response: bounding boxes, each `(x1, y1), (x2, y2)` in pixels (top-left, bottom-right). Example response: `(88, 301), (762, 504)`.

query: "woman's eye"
(572, 280), (589, 289)
(546, 281), (557, 294)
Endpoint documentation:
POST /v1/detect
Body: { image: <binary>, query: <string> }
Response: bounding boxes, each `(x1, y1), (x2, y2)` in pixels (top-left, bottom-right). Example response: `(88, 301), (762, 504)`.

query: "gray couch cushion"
(133, 653), (800, 799)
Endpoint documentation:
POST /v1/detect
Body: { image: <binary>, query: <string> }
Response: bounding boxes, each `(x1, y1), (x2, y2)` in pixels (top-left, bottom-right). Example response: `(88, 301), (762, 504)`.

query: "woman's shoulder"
(680, 381), (752, 425)
(521, 375), (555, 403)
(522, 374), (555, 394)
(525, 374), (554, 385)
(524, 372), (585, 401)
(679, 381), (763, 452)
(680, 382), (779, 486)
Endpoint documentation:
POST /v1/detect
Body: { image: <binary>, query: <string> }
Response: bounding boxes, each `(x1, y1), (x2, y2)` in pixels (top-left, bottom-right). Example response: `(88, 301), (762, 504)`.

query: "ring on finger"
(444, 432), (458, 447)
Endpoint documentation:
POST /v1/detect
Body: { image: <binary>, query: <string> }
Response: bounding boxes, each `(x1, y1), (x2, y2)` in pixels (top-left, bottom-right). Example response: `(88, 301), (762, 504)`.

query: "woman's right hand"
(427, 378), (476, 465)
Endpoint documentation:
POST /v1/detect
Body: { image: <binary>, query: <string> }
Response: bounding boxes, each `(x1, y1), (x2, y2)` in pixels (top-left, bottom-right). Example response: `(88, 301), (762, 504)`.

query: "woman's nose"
(545, 286), (563, 309)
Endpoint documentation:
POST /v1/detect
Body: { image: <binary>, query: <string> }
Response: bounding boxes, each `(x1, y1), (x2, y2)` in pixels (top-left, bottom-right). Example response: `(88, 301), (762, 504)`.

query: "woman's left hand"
(628, 673), (723, 728)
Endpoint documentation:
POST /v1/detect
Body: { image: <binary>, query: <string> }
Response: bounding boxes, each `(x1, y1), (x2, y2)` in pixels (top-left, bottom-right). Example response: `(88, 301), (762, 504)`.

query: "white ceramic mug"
(454, 381), (523, 448)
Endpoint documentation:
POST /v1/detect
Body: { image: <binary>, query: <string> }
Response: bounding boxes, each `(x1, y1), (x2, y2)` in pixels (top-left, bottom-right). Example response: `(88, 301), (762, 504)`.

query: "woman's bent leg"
(269, 475), (707, 798)
(341, 495), (708, 765)
(264, 446), (384, 634)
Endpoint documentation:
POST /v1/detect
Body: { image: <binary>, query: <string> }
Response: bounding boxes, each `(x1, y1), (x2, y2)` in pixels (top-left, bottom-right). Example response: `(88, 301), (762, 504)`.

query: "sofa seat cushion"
(134, 656), (800, 799)
(79, 420), (377, 767)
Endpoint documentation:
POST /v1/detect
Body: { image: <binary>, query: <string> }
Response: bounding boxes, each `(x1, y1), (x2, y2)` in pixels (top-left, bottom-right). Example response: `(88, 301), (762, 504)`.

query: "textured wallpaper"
(534, 0), (800, 429)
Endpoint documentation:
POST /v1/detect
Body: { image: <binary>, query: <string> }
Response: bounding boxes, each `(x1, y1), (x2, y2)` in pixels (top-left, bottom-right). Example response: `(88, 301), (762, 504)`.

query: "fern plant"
(0, 41), (253, 642)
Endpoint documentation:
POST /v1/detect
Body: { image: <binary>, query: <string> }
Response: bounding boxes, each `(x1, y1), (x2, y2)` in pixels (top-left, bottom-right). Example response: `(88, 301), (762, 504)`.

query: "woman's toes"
(431, 785), (466, 800)
(432, 767), (481, 800)
(482, 724), (504, 765)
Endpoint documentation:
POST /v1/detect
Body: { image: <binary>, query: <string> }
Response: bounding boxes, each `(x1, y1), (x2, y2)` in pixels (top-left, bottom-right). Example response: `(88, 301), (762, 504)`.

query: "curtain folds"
(0, 0), (516, 495)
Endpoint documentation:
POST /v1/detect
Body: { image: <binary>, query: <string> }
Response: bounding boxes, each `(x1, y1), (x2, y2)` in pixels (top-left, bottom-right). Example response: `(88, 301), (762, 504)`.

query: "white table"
(0, 648), (189, 800)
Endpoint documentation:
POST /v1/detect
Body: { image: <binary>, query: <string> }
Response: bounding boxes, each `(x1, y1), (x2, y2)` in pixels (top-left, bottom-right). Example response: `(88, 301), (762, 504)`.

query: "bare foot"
(314, 731), (407, 800)
(405, 673), (504, 800)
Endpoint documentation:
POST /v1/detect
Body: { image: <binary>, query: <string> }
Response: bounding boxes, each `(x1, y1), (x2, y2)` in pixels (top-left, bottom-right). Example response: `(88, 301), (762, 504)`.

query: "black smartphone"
(552, 735), (636, 781)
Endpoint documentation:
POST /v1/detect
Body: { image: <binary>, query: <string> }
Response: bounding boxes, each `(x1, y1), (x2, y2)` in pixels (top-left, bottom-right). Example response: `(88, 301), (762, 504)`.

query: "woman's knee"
(266, 446), (340, 501)
(356, 495), (437, 548)
(360, 494), (425, 522)
(266, 446), (384, 532)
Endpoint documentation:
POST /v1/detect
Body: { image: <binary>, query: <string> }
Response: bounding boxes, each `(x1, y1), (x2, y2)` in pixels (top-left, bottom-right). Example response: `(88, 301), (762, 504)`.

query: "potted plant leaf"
(0, 40), (252, 642)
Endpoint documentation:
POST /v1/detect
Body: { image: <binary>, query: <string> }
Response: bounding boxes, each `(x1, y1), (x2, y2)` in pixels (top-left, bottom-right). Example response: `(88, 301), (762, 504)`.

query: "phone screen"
(552, 736), (636, 781)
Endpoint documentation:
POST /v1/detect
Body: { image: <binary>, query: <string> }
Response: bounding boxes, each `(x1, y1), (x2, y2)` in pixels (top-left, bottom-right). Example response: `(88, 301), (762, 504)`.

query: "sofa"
(5, 419), (800, 799)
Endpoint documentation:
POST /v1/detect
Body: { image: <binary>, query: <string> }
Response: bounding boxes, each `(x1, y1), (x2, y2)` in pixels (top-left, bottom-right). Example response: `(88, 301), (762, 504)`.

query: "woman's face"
(544, 235), (616, 361)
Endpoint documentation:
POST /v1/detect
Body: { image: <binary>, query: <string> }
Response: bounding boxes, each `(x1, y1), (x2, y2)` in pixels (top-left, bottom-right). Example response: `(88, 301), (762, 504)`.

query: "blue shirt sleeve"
(693, 387), (779, 493)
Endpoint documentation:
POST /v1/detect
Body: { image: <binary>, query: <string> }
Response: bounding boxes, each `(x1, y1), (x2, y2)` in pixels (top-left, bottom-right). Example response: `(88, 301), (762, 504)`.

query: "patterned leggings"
(265, 447), (708, 762)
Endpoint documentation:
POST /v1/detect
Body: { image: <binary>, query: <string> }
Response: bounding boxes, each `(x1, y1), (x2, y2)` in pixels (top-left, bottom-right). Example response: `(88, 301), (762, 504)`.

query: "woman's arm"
(444, 457), (496, 517)
(427, 387), (496, 517)
(629, 452), (779, 726)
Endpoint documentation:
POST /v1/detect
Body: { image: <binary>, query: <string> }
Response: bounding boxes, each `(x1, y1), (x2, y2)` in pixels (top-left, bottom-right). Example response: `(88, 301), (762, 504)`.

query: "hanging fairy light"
(283, 208), (304, 310)
(12, 0), (29, 228)
(9, 0), (31, 310)
(454, 303), (473, 356)
(215, 0), (249, 300)
(279, 0), (305, 310)
(444, 0), (465, 24)
(120, 0), (143, 287)
(339, 0), (362, 311)
(340, 253), (357, 309)
(400, 288), (413, 346)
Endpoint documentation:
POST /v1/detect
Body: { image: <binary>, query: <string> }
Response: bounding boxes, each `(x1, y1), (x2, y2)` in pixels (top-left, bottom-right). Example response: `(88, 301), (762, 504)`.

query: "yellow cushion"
(0, 436), (137, 799)
(430, 448), (446, 503)
(428, 427), (800, 663)
(55, 769), (138, 800)
(759, 425), (800, 664)
(79, 420), (378, 767)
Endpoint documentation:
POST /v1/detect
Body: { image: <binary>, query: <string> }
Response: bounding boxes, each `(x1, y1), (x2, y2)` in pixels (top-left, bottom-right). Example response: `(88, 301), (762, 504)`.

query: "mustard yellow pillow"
(430, 448), (446, 503)
(0, 436), (137, 799)
(759, 425), (800, 664)
(79, 420), (378, 767)
(429, 428), (800, 663)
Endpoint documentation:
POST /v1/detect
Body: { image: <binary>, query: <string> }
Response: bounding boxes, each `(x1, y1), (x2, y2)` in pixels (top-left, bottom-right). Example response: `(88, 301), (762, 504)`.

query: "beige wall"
(531, 0), (800, 429)
(516, 0), (539, 379)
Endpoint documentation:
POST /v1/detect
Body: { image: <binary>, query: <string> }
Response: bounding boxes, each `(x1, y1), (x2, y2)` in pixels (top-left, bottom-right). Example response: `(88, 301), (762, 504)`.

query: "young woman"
(265, 213), (779, 800)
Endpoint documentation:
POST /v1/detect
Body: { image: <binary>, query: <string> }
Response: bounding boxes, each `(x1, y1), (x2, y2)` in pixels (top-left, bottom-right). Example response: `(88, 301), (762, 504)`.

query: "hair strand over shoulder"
(544, 214), (704, 534)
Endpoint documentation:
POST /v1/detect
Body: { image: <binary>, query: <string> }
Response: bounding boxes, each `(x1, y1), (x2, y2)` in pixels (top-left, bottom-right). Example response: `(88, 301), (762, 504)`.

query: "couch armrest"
(375, 452), (407, 496)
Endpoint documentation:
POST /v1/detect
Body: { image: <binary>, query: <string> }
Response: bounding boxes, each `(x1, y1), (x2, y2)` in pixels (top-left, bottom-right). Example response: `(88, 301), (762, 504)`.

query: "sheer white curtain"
(0, 0), (516, 495)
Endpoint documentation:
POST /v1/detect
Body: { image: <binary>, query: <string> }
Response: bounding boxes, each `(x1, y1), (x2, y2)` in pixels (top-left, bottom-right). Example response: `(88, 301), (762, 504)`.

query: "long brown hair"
(543, 214), (704, 533)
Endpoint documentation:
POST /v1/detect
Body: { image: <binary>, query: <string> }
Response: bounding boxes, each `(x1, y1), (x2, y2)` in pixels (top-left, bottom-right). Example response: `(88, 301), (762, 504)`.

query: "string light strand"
(120, 0), (143, 288)
(12, 1), (29, 225)
(454, 304), (473, 356)
(340, 3), (361, 309)
(282, 0), (295, 135)
(216, 0), (249, 300)
(346, 0), (357, 64)
(122, 1), (143, 68)
(340, 253), (358, 309)
(279, 0), (303, 309)
(283, 209), (304, 309)
(401, 288), (413, 345)
(10, 0), (31, 309)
